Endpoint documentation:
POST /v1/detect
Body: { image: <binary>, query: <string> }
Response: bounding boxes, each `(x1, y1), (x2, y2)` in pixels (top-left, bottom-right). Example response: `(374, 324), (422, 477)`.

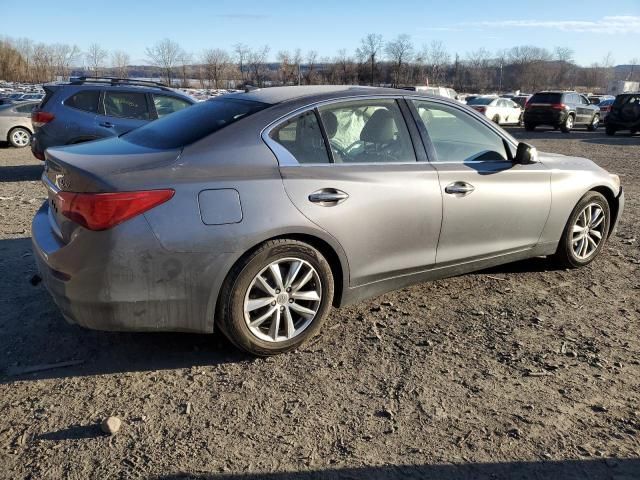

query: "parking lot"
(0, 127), (638, 479)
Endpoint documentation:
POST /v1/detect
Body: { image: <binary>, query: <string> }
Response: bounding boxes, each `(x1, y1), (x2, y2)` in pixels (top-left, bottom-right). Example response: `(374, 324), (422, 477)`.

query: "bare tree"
(276, 50), (296, 85)
(334, 49), (355, 84)
(233, 43), (250, 83)
(202, 48), (230, 89)
(51, 43), (81, 80)
(305, 50), (318, 85)
(356, 33), (383, 85)
(178, 50), (192, 87)
(146, 38), (183, 85)
(111, 50), (130, 78)
(86, 43), (108, 78)
(422, 40), (450, 86)
(247, 45), (270, 87)
(385, 34), (414, 87)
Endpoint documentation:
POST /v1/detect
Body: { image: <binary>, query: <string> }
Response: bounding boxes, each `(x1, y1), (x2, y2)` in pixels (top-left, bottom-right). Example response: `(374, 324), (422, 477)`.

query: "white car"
(467, 96), (522, 125)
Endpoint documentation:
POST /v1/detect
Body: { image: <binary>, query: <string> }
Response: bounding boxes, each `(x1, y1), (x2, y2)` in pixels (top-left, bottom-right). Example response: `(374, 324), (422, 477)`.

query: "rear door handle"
(308, 188), (349, 206)
(445, 182), (475, 196)
(99, 122), (114, 128)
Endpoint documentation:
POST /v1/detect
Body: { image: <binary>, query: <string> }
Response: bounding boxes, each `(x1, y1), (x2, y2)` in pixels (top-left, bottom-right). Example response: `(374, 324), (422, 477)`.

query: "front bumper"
(31, 202), (225, 333)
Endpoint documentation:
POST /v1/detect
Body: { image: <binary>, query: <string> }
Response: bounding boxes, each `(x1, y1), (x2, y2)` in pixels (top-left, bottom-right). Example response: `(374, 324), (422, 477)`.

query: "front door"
(266, 98), (443, 286)
(409, 98), (551, 264)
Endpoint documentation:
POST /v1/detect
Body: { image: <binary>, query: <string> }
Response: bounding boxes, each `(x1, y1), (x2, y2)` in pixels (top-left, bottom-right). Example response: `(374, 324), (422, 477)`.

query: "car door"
(95, 90), (151, 137)
(408, 98), (551, 264)
(265, 98), (443, 287)
(579, 95), (595, 124)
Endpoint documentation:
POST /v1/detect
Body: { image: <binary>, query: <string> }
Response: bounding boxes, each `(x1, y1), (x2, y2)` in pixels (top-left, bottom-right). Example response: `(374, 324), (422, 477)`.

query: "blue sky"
(3, 0), (639, 66)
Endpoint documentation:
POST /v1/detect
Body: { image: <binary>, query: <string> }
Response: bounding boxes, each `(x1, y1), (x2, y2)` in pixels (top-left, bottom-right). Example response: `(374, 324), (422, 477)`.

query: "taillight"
(473, 106), (487, 113)
(32, 111), (55, 128)
(551, 103), (567, 110)
(601, 106), (610, 112)
(56, 189), (174, 231)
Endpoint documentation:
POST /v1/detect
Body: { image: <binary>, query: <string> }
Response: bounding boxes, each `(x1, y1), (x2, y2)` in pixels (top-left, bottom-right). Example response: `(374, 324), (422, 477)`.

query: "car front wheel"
(560, 114), (574, 133)
(553, 191), (610, 268)
(218, 239), (334, 356)
(587, 114), (600, 131)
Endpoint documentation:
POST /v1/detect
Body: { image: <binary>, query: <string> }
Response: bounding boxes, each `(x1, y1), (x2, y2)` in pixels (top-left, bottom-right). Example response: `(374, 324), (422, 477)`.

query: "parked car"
(597, 98), (615, 123)
(467, 96), (522, 125)
(0, 101), (38, 148)
(523, 91), (600, 132)
(605, 93), (640, 136)
(404, 86), (459, 101)
(30, 77), (195, 160)
(588, 94), (615, 105)
(512, 95), (532, 109)
(32, 86), (624, 356)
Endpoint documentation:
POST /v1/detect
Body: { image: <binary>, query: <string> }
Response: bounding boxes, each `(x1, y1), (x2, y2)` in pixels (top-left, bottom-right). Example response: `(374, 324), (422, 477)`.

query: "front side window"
(104, 92), (149, 120)
(65, 90), (100, 113)
(412, 100), (510, 163)
(317, 99), (416, 163)
(270, 110), (330, 164)
(153, 94), (192, 118)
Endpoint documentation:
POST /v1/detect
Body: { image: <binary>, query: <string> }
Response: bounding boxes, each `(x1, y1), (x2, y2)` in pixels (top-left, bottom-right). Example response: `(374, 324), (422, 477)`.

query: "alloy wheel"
(571, 203), (606, 260)
(243, 257), (322, 343)
(11, 129), (30, 147)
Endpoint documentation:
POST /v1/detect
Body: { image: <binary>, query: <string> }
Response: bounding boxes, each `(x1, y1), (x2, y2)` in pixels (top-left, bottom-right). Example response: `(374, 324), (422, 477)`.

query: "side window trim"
(313, 107), (336, 164)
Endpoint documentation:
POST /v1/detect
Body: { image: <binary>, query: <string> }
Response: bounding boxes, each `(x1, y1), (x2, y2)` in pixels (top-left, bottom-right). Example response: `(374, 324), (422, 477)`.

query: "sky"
(1, 0), (639, 66)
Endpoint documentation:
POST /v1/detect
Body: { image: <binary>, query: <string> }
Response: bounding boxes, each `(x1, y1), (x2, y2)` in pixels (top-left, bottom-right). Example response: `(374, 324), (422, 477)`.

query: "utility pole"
(499, 61), (503, 93)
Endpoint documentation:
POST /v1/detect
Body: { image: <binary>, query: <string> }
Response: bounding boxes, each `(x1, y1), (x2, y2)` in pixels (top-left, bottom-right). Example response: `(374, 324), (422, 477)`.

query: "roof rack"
(69, 77), (173, 91)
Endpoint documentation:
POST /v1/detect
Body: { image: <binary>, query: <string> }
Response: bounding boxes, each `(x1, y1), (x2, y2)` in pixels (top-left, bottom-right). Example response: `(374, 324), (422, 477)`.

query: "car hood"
(538, 151), (620, 192)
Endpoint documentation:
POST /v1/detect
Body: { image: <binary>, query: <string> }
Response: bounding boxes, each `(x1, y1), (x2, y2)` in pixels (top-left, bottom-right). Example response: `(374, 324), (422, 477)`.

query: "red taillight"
(551, 103), (567, 110)
(473, 106), (487, 113)
(56, 189), (174, 231)
(601, 106), (610, 112)
(32, 111), (55, 128)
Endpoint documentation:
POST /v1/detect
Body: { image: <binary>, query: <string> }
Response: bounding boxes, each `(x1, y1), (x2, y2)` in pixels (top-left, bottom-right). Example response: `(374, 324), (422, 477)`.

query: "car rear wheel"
(560, 114), (574, 133)
(524, 122), (535, 131)
(492, 115), (500, 124)
(587, 114), (600, 131)
(217, 239), (334, 356)
(553, 191), (610, 268)
(605, 125), (616, 136)
(8, 127), (31, 148)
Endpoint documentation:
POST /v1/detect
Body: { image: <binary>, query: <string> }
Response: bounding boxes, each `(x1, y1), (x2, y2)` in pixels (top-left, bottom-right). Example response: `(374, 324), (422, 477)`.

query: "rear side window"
(152, 94), (192, 118)
(123, 98), (269, 149)
(65, 90), (100, 113)
(271, 110), (330, 164)
(530, 93), (562, 104)
(104, 92), (149, 120)
(15, 103), (35, 113)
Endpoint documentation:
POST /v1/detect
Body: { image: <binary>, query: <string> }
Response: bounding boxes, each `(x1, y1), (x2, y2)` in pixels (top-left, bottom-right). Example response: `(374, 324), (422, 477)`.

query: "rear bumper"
(523, 110), (566, 126)
(31, 202), (225, 333)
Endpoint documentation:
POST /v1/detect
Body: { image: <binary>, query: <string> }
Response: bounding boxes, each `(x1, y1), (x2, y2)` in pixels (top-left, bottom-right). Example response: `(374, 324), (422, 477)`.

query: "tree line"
(1, 34), (637, 93)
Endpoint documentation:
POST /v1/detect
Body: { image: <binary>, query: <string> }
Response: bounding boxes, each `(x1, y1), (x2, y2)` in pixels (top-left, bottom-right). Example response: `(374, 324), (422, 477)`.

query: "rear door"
(409, 98), (551, 264)
(576, 94), (591, 124)
(267, 98), (443, 287)
(95, 90), (151, 136)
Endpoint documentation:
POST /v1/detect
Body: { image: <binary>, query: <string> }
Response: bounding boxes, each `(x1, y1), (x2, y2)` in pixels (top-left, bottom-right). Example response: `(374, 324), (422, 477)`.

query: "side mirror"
(514, 142), (539, 165)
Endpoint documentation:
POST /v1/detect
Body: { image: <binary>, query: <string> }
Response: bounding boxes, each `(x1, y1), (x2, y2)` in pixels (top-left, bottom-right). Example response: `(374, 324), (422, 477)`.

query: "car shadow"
(0, 237), (250, 385)
(480, 256), (564, 275)
(150, 458), (640, 480)
(0, 164), (43, 182)
(37, 424), (103, 441)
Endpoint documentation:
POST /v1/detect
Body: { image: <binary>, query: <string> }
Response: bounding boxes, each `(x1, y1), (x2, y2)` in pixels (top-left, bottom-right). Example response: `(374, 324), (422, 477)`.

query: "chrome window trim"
(262, 94), (418, 168)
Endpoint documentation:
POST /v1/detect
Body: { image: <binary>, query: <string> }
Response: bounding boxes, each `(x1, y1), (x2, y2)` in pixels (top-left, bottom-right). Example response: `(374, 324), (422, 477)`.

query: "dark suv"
(523, 91), (600, 133)
(31, 77), (195, 160)
(605, 93), (640, 136)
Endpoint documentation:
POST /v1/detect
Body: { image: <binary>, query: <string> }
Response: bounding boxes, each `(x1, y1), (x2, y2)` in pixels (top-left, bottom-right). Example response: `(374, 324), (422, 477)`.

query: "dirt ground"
(0, 128), (638, 480)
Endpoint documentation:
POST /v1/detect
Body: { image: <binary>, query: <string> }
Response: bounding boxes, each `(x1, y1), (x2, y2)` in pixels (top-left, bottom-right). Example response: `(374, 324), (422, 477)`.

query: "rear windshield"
(614, 94), (640, 106)
(529, 93), (562, 103)
(122, 97), (269, 149)
(467, 97), (496, 105)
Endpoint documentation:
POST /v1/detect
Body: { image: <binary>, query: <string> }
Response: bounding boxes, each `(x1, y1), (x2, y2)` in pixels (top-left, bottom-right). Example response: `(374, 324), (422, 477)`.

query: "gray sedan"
(32, 86), (624, 355)
(0, 101), (38, 147)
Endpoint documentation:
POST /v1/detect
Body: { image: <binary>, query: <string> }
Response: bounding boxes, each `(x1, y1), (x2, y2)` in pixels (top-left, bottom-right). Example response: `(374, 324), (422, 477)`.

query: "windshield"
(122, 97), (269, 149)
(467, 97), (496, 105)
(530, 93), (562, 103)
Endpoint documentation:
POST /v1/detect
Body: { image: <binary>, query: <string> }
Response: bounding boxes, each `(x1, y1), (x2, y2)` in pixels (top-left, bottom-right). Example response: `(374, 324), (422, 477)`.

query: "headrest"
(321, 111), (338, 138)
(360, 109), (395, 143)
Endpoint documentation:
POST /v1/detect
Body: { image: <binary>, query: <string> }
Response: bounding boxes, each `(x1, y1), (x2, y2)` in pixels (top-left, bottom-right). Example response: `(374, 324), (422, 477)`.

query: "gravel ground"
(0, 128), (638, 480)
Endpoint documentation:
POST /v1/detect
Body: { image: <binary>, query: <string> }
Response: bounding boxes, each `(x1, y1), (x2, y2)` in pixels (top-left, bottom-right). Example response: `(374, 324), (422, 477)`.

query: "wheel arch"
(7, 125), (33, 142)
(590, 185), (620, 238)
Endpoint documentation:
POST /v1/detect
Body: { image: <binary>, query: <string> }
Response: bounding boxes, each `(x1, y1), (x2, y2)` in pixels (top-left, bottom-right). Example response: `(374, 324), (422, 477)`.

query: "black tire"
(217, 239), (334, 356)
(8, 127), (31, 148)
(560, 114), (574, 133)
(552, 191), (610, 269)
(492, 115), (500, 124)
(587, 114), (600, 132)
(605, 125), (616, 136)
(524, 122), (535, 131)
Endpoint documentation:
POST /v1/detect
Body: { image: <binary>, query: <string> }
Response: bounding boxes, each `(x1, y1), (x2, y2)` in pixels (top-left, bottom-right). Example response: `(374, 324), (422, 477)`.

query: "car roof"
(226, 85), (438, 106)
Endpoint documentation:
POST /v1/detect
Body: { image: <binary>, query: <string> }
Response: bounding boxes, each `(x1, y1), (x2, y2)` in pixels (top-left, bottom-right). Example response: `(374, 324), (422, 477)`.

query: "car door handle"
(308, 188), (349, 206)
(99, 122), (114, 128)
(445, 182), (475, 195)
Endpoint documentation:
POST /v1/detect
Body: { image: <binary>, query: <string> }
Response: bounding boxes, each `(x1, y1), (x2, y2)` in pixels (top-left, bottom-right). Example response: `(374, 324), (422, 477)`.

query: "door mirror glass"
(514, 142), (538, 164)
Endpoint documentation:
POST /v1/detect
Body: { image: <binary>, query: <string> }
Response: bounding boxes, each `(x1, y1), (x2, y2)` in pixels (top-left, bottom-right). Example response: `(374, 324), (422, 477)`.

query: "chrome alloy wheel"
(566, 115), (574, 129)
(243, 258), (322, 342)
(11, 129), (30, 147)
(571, 202), (606, 260)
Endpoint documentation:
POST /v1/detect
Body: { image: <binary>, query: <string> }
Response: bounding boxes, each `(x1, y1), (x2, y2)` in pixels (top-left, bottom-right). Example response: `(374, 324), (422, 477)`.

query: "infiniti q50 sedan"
(32, 86), (624, 356)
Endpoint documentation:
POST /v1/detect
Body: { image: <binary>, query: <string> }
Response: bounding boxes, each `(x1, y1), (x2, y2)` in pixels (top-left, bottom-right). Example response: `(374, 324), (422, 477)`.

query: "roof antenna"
(244, 85), (260, 93)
